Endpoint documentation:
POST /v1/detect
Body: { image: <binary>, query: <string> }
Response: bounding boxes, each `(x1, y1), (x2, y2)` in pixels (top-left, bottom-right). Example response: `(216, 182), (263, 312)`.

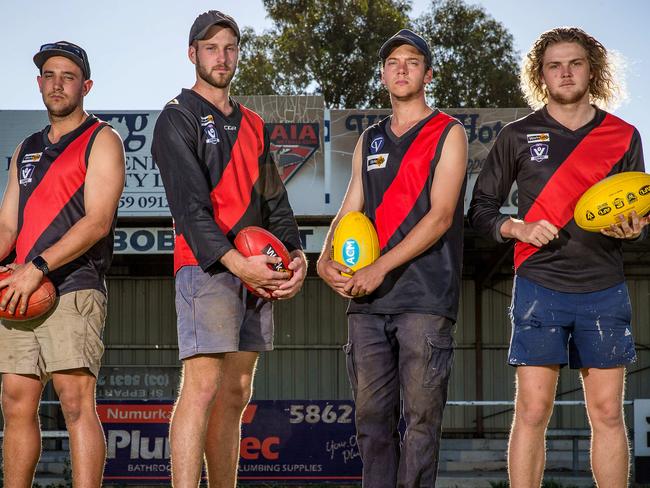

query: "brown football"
(0, 271), (56, 321)
(234, 226), (293, 299)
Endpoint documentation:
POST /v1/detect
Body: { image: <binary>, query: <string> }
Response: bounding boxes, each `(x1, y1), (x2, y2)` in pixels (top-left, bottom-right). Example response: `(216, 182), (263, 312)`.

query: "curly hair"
(520, 27), (623, 110)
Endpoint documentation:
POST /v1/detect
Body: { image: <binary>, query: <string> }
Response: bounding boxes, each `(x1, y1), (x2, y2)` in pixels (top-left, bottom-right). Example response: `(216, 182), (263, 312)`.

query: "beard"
(547, 84), (589, 105)
(43, 93), (81, 119)
(196, 56), (236, 89)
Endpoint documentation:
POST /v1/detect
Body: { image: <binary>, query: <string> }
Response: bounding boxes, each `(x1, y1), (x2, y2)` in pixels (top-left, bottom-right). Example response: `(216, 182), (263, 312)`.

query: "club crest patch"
(369, 136), (384, 155)
(200, 115), (219, 145)
(19, 164), (35, 186)
(529, 143), (549, 162)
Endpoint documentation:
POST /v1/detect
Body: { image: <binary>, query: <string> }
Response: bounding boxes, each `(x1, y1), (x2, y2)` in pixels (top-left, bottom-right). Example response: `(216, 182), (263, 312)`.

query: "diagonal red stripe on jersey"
(16, 122), (100, 263)
(374, 113), (454, 249)
(515, 114), (635, 269)
(211, 107), (264, 234)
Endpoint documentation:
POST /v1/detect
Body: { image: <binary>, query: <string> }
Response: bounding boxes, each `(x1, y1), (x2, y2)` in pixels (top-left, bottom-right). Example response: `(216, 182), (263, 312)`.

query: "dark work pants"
(345, 313), (455, 488)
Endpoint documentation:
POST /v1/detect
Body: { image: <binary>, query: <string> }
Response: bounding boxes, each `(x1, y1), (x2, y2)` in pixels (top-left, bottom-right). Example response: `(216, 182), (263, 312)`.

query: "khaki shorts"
(0, 289), (107, 382)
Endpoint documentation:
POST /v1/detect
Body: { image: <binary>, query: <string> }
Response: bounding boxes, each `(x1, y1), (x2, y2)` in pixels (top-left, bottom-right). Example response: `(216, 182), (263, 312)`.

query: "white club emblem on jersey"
(20, 164), (35, 186)
(367, 153), (389, 171)
(200, 115), (219, 145)
(529, 143), (549, 162)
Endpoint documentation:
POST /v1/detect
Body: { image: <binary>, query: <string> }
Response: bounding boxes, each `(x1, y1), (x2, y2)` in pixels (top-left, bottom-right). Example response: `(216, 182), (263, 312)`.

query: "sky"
(1, 0), (648, 158)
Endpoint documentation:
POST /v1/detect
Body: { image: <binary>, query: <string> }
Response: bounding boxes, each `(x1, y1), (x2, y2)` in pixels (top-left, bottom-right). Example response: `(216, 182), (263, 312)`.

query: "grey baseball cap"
(33, 41), (91, 79)
(189, 10), (240, 45)
(379, 29), (432, 68)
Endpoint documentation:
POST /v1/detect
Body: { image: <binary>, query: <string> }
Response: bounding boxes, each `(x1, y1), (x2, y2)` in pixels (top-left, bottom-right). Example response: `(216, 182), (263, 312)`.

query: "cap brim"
(380, 37), (416, 60)
(379, 37), (432, 68)
(33, 49), (87, 78)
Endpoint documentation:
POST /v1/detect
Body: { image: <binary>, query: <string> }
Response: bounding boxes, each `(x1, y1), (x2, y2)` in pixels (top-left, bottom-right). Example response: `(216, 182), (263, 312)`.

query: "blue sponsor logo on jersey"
(530, 143), (549, 162)
(369, 136), (384, 154)
(342, 239), (360, 267)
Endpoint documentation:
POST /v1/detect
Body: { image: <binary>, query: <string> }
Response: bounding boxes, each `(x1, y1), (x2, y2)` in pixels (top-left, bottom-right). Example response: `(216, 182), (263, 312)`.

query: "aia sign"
(267, 123), (319, 183)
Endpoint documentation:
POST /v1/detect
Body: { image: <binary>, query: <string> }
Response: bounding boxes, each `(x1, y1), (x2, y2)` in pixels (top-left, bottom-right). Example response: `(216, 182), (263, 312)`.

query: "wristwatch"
(31, 255), (50, 275)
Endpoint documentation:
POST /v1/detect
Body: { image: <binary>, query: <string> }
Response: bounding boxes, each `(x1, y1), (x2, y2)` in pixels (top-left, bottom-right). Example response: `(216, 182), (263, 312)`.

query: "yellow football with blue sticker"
(332, 211), (380, 276)
(574, 171), (650, 232)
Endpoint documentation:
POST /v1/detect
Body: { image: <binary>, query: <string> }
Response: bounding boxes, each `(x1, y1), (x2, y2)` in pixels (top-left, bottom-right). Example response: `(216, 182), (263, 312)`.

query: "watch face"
(32, 256), (49, 274)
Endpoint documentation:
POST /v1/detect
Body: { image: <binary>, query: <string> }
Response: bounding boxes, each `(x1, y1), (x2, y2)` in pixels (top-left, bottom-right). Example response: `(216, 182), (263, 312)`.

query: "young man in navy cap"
(152, 10), (306, 488)
(318, 29), (467, 487)
(0, 41), (125, 486)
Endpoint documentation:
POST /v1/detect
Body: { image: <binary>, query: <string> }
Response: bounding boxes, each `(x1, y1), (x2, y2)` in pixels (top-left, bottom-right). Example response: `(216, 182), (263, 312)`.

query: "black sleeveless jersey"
(348, 111), (465, 321)
(15, 115), (115, 295)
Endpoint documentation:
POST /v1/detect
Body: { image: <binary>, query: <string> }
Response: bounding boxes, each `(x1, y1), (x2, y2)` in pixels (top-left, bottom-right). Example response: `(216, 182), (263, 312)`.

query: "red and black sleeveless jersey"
(15, 115), (115, 295)
(151, 89), (301, 274)
(348, 111), (465, 320)
(469, 107), (645, 292)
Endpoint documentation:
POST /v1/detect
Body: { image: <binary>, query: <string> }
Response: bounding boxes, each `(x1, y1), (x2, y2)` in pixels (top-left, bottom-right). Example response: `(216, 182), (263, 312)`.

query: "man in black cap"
(152, 10), (306, 488)
(0, 41), (124, 486)
(318, 29), (467, 487)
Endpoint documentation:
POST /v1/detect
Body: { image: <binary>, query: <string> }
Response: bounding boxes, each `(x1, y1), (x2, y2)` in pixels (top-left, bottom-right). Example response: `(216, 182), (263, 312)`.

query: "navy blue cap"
(379, 29), (432, 68)
(34, 41), (91, 79)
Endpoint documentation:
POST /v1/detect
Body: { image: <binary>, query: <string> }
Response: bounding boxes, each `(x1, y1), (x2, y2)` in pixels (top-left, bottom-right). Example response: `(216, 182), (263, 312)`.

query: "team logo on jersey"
(369, 136), (384, 154)
(166, 98), (179, 105)
(529, 143), (549, 162)
(367, 153), (389, 171)
(21, 152), (42, 164)
(19, 164), (35, 186)
(224, 125), (237, 131)
(200, 115), (219, 145)
(268, 123), (320, 183)
(527, 133), (550, 143)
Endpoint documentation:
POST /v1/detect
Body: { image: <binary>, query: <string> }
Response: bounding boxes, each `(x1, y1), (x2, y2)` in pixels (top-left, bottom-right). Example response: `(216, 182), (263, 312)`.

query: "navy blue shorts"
(508, 275), (636, 369)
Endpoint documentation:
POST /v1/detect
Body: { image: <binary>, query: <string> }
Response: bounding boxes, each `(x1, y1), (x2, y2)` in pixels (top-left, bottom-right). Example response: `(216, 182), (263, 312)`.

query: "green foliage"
(414, 0), (526, 108)
(233, 0), (411, 107)
(233, 27), (279, 97)
(233, 0), (525, 109)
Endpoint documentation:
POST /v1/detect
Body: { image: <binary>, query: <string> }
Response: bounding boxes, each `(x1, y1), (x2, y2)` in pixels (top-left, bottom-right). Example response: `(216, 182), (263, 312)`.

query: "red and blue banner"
(99, 400), (362, 484)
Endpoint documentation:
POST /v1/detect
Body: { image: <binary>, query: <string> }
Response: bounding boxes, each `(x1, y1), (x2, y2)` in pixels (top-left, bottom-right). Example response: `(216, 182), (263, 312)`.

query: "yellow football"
(574, 171), (650, 232)
(332, 211), (380, 276)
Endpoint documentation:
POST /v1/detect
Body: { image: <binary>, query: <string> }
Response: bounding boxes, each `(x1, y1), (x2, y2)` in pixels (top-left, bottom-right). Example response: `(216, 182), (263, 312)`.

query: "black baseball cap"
(33, 41), (91, 79)
(379, 29), (432, 68)
(189, 10), (240, 45)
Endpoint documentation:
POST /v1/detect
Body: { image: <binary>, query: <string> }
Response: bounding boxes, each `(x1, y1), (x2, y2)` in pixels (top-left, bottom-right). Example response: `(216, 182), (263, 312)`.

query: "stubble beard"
(547, 84), (590, 106)
(43, 93), (82, 119)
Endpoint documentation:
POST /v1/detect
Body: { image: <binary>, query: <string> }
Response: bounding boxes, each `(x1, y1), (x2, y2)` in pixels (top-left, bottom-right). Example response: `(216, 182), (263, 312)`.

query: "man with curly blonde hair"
(469, 27), (646, 487)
